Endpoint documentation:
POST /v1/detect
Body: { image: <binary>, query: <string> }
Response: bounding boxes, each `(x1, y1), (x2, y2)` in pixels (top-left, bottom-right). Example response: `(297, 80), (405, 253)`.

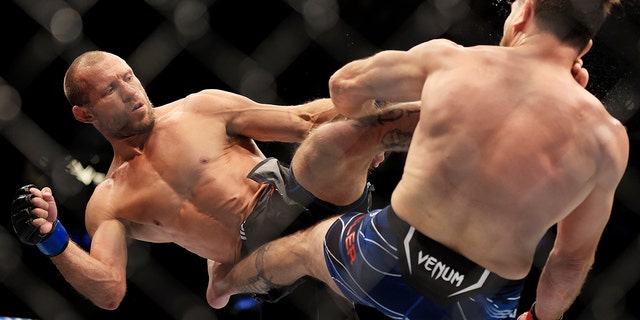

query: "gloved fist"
(9, 184), (69, 256)
(10, 184), (47, 245)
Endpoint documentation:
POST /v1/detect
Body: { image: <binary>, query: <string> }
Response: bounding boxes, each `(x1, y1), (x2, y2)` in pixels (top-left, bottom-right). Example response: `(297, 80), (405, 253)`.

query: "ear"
(72, 105), (94, 123)
(578, 39), (593, 59)
(512, 0), (534, 32)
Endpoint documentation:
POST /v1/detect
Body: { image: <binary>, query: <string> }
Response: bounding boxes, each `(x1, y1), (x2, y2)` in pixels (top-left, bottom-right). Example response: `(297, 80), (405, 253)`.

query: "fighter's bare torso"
(87, 97), (268, 264)
(391, 43), (626, 279)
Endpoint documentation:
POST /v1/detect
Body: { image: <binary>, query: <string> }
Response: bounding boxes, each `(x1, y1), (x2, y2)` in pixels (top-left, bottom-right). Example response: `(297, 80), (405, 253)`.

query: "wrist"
(530, 301), (563, 320)
(36, 220), (69, 257)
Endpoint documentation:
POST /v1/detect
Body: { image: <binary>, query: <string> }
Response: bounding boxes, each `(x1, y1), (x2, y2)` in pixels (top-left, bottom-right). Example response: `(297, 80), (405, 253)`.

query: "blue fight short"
(324, 206), (524, 320)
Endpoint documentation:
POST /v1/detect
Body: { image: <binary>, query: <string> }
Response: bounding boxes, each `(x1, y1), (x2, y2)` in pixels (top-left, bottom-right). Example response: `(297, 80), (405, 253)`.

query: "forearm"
(51, 241), (126, 310)
(328, 72), (378, 120)
(534, 250), (593, 320)
(329, 51), (424, 118)
(10, 185), (128, 310)
(300, 98), (342, 125)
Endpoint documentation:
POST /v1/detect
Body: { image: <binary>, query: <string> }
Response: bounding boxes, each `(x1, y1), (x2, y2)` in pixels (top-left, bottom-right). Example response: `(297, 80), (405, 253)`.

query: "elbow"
(328, 75), (340, 97)
(94, 299), (120, 311)
(96, 300), (121, 311)
(93, 282), (127, 310)
(328, 80), (367, 119)
(328, 72), (340, 91)
(328, 75), (347, 105)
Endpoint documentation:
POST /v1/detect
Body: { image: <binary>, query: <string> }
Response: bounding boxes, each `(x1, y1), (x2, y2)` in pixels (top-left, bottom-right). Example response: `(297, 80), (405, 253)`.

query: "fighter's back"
(391, 43), (626, 279)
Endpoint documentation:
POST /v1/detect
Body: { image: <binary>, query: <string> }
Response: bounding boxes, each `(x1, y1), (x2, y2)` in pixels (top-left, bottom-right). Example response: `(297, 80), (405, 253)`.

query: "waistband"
(386, 206), (524, 305)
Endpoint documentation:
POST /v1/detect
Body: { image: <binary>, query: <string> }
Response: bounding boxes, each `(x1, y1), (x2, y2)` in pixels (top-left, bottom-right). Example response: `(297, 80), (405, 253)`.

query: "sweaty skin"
(207, 1), (628, 319)
(25, 51), (422, 311)
(27, 51), (341, 310)
(329, 2), (628, 318)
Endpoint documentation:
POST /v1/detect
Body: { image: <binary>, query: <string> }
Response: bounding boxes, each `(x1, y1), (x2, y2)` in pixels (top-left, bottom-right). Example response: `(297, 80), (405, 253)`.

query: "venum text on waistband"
(416, 250), (465, 287)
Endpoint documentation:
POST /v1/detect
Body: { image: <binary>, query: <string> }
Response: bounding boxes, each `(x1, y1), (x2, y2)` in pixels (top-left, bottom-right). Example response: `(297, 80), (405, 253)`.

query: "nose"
(120, 81), (137, 102)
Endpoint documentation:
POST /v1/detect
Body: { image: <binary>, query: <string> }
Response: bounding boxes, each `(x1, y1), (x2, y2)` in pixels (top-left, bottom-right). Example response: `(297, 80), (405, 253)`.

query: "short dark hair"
(533, 0), (621, 49)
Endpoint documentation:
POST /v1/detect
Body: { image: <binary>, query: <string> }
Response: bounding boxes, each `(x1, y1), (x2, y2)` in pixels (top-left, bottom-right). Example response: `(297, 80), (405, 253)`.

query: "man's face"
(78, 54), (155, 139)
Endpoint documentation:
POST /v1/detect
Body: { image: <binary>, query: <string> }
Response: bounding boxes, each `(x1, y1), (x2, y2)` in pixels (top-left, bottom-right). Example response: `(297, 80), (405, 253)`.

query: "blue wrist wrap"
(36, 220), (69, 257)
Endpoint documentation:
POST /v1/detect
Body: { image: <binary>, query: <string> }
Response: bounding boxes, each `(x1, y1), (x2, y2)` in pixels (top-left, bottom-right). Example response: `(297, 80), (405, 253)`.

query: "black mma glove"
(10, 184), (69, 256)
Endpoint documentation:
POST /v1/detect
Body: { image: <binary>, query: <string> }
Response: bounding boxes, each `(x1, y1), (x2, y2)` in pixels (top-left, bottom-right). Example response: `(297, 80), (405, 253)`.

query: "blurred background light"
(1, 0), (638, 319)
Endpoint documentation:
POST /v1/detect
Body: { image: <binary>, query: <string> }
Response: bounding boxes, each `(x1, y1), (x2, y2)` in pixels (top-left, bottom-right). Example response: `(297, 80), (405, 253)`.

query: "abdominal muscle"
(108, 150), (268, 264)
(124, 181), (268, 264)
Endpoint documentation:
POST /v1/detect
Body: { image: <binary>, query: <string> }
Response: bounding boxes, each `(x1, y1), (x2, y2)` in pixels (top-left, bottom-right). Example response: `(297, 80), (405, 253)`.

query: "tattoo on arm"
(239, 244), (281, 294)
(349, 105), (419, 151)
(377, 108), (405, 124)
(382, 129), (412, 150)
(377, 105), (420, 125)
(378, 107), (419, 151)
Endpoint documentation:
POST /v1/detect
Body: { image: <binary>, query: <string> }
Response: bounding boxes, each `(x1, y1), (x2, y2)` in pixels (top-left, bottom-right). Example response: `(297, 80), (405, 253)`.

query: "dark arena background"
(1, 1), (639, 319)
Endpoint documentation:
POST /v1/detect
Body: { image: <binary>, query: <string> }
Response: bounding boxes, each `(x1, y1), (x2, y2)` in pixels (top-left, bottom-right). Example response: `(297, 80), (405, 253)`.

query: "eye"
(124, 72), (134, 82)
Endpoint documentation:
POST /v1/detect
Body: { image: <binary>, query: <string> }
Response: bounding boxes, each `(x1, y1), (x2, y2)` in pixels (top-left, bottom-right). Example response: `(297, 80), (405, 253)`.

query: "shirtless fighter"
(8, 50), (420, 318)
(207, 0), (629, 319)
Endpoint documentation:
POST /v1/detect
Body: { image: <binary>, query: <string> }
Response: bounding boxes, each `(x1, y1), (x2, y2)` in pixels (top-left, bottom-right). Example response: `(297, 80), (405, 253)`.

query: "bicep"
(228, 107), (313, 142)
(84, 190), (129, 273)
(195, 90), (314, 142)
(330, 50), (426, 104)
(329, 39), (459, 115)
(89, 219), (129, 272)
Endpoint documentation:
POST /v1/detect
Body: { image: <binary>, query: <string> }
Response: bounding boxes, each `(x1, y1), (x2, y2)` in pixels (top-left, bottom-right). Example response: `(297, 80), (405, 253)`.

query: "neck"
(513, 32), (581, 68)
(110, 133), (149, 161)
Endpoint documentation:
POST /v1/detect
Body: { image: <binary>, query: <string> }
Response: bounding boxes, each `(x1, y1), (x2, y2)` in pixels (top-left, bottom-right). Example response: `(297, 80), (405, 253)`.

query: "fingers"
(574, 67), (589, 88)
(30, 199), (55, 233)
(31, 217), (54, 234)
(571, 58), (583, 77)
(30, 206), (49, 219)
(27, 186), (52, 198)
(27, 186), (57, 223)
(577, 68), (589, 88)
(571, 58), (589, 88)
(26, 191), (54, 233)
(371, 152), (386, 169)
